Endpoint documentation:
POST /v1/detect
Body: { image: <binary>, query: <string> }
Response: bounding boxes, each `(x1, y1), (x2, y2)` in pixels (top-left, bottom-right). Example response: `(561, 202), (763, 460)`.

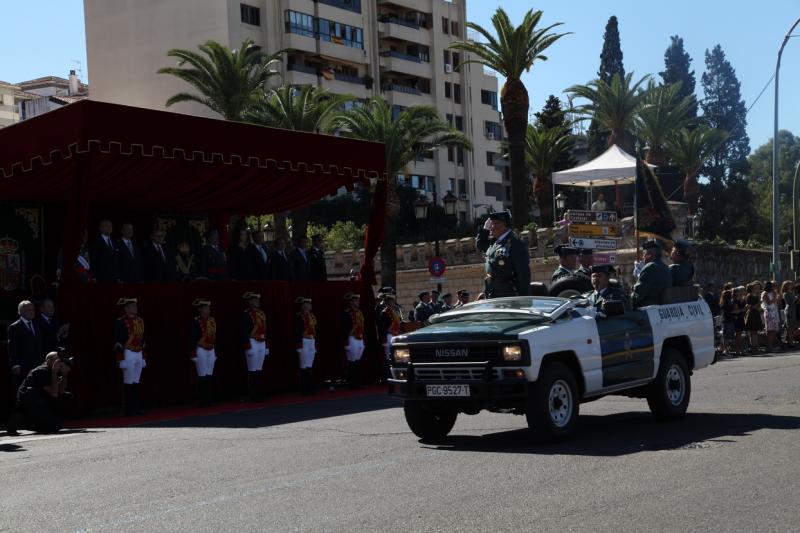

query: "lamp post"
(414, 183), (456, 294)
(792, 161), (800, 276)
(772, 17), (800, 281)
(555, 192), (568, 222)
(263, 222), (275, 243)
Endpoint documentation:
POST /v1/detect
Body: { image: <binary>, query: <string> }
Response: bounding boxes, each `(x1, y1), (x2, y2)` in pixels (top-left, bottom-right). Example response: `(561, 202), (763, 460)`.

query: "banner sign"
(566, 210), (618, 223)
(568, 224), (618, 237)
(569, 237), (618, 250)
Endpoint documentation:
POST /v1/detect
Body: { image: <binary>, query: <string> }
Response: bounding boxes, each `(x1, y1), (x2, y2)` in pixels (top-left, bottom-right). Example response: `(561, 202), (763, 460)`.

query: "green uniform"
(414, 301), (434, 323)
(632, 260), (673, 308)
(669, 260), (695, 287)
(587, 286), (628, 311)
(551, 265), (573, 283)
(477, 228), (531, 298)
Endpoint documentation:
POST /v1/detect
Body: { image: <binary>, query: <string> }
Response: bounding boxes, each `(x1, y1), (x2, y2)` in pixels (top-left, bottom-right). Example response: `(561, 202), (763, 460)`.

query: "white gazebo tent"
(551, 144), (655, 214)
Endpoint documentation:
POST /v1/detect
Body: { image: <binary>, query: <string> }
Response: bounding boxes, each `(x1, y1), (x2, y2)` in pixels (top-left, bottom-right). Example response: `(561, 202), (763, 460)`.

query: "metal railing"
(314, 0), (361, 14)
(287, 63), (318, 76)
(379, 50), (422, 63)
(333, 72), (365, 85)
(390, 84), (422, 95)
(379, 15), (420, 29)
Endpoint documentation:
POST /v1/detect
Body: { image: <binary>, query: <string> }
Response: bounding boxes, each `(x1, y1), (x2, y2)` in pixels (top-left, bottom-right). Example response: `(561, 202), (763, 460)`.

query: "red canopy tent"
(0, 100), (388, 413)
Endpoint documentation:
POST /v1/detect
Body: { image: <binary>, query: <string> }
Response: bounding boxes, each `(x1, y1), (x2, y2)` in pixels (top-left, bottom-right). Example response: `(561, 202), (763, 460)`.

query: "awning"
(552, 144), (655, 187)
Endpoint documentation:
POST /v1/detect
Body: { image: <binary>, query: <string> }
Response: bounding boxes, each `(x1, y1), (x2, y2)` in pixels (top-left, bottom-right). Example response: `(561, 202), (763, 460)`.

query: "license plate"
(425, 384), (471, 397)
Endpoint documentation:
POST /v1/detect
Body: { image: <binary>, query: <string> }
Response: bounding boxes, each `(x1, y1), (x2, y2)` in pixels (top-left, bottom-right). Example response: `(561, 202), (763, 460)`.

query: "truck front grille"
(413, 367), (501, 381)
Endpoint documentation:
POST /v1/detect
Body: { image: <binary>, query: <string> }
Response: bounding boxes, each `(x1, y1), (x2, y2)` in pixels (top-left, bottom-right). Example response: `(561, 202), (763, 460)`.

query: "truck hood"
(395, 315), (544, 343)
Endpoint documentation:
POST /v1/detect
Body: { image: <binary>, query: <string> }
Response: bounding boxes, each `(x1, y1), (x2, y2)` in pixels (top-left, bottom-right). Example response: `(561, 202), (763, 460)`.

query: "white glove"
(191, 357), (198, 363)
(483, 218), (492, 231)
(141, 359), (147, 368)
(118, 361), (128, 370)
(633, 261), (644, 278)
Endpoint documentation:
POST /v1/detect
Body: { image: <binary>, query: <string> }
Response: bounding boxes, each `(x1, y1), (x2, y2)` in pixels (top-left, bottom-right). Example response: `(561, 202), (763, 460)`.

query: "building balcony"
(333, 72), (366, 85)
(380, 49), (421, 63)
(287, 63), (318, 76)
(378, 14), (419, 29)
(284, 68), (319, 86)
(314, 0), (361, 14)
(320, 76), (370, 97)
(379, 53), (431, 78)
(377, 20), (430, 45)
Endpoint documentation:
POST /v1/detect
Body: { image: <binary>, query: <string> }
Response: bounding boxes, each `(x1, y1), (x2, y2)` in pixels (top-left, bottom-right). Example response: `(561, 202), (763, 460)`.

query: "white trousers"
(119, 349), (145, 384)
(346, 337), (365, 362)
(245, 339), (268, 371)
(297, 338), (316, 369)
(383, 334), (395, 360)
(192, 347), (217, 377)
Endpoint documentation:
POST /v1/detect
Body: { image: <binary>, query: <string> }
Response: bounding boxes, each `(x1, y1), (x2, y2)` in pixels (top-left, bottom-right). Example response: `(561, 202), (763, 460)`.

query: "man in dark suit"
(289, 236), (312, 281)
(142, 228), (174, 282)
(198, 229), (228, 280)
(269, 237), (293, 281)
(89, 219), (119, 283)
(309, 234), (328, 281)
(475, 210), (531, 298)
(37, 298), (68, 354)
(117, 222), (143, 283)
(247, 229), (270, 280)
(8, 300), (45, 388)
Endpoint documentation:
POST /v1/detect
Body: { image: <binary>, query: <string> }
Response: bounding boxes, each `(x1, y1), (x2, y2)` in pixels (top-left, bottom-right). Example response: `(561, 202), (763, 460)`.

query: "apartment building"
(15, 70), (89, 121)
(0, 81), (20, 127)
(84, 0), (508, 220)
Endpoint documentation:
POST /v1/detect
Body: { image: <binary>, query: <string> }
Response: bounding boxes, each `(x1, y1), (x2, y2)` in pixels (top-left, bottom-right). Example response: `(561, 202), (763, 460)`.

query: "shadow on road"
(142, 394), (402, 430)
(427, 412), (800, 456)
(0, 443), (24, 452)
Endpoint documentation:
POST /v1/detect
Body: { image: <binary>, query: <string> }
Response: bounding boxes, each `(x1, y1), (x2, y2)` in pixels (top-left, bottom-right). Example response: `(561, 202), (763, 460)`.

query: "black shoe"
(6, 413), (22, 436)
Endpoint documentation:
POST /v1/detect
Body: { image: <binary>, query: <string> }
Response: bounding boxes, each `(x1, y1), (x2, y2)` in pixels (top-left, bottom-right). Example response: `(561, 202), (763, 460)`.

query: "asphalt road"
(2, 352), (800, 532)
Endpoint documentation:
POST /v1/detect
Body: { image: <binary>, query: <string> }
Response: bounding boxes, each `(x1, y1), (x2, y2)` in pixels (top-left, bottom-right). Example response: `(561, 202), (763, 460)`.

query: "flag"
(635, 158), (676, 243)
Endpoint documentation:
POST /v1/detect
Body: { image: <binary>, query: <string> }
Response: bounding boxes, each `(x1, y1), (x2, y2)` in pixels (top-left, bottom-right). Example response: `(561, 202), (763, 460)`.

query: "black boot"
(305, 368), (316, 395)
(123, 384), (134, 416)
(132, 383), (144, 416)
(6, 412), (22, 436)
(248, 371), (262, 402)
(197, 377), (208, 407)
(205, 376), (216, 406)
(348, 361), (363, 390)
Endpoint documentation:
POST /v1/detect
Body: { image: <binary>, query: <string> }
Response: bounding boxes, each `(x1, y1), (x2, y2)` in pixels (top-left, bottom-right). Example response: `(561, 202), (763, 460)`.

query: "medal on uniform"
(498, 259), (505, 266)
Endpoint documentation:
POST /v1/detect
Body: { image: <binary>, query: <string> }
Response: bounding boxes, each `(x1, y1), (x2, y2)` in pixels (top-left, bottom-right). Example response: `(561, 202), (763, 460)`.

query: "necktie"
(126, 240), (133, 255)
(106, 236), (112, 249)
(27, 320), (35, 336)
(157, 244), (165, 262)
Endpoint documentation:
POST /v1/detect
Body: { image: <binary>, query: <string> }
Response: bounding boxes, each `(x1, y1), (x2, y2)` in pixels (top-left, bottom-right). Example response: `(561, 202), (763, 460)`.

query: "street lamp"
(263, 222), (275, 243)
(442, 191), (458, 217)
(772, 17), (800, 281)
(555, 192), (568, 221)
(413, 196), (429, 221)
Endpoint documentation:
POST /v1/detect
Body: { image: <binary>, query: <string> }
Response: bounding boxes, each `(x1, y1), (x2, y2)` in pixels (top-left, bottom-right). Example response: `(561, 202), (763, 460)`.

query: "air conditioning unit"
(445, 64), (453, 73)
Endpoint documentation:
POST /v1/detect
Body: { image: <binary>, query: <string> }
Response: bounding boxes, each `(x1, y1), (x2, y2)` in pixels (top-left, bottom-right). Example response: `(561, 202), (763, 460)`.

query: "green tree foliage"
(665, 126), (728, 211)
(699, 44), (752, 240)
(588, 16), (625, 158)
(660, 35), (698, 118)
(332, 98), (471, 288)
(450, 7), (569, 230)
(157, 39), (283, 121)
(526, 125), (574, 226)
(636, 81), (695, 165)
(748, 131), (800, 243)
(307, 221), (367, 252)
(534, 95), (577, 171)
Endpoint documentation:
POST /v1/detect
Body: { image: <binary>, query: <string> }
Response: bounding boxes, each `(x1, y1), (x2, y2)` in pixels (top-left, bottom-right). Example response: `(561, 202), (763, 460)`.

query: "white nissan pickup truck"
(388, 295), (714, 442)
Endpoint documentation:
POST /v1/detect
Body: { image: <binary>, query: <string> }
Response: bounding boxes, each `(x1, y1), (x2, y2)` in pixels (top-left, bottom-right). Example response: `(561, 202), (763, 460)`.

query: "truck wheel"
(526, 361), (579, 442)
(646, 348), (691, 420)
(403, 401), (458, 442)
(548, 275), (593, 298)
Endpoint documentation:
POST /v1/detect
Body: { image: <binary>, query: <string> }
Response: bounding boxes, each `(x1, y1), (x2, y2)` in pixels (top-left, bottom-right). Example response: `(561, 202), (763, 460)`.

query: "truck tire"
(548, 275), (593, 298)
(403, 401), (458, 442)
(526, 361), (580, 442)
(646, 348), (691, 420)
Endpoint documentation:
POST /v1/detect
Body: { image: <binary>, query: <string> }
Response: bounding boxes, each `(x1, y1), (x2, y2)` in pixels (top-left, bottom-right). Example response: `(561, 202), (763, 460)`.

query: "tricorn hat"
(294, 297), (312, 305)
(192, 298), (211, 307)
(242, 291), (261, 300)
(344, 292), (360, 301)
(116, 297), (137, 306)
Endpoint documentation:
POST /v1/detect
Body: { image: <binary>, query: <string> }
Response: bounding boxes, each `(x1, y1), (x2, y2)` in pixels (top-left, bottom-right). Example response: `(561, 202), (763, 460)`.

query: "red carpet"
(65, 385), (387, 429)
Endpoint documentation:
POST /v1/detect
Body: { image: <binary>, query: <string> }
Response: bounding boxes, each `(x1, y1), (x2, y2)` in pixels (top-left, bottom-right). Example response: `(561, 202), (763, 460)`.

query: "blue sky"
(1, 0), (798, 153)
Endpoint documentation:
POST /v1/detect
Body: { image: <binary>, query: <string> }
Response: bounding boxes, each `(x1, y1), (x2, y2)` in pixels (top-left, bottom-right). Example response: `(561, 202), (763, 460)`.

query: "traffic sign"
(592, 252), (618, 265)
(568, 224), (618, 237)
(566, 210), (618, 223)
(428, 256), (447, 277)
(569, 237), (618, 251)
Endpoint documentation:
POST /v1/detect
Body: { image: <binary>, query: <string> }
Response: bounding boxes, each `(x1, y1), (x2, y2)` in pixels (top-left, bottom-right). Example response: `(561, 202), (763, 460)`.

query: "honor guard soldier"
(552, 245), (579, 282)
(294, 297), (317, 396)
(632, 240), (673, 308)
(440, 293), (454, 311)
(198, 229), (228, 280)
(454, 289), (471, 308)
(576, 249), (594, 278)
(586, 265), (627, 312)
(189, 299), (217, 406)
(414, 291), (434, 324)
(342, 292), (365, 389)
(378, 294), (402, 373)
(476, 210), (531, 298)
(114, 298), (146, 416)
(241, 292), (268, 401)
(669, 239), (695, 287)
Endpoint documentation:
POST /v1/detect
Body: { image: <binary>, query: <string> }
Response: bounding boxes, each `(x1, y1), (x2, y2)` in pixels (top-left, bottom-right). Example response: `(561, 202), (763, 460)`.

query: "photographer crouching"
(6, 350), (73, 436)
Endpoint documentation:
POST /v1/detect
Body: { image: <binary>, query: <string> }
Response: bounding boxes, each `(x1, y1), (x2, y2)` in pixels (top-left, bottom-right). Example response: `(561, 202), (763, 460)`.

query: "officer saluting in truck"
(476, 210), (530, 298)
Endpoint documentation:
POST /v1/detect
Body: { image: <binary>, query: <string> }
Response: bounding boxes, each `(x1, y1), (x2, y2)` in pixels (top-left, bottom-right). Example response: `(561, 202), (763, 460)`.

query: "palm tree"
(525, 125), (574, 226)
(666, 126), (728, 212)
(449, 8), (569, 230)
(333, 98), (471, 289)
(635, 82), (696, 166)
(158, 39), (283, 121)
(567, 73), (649, 153)
(247, 85), (356, 238)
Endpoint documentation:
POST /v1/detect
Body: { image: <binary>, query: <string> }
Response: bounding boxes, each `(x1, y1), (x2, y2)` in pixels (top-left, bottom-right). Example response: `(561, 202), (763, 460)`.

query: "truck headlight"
(394, 347), (410, 363)
(502, 344), (523, 362)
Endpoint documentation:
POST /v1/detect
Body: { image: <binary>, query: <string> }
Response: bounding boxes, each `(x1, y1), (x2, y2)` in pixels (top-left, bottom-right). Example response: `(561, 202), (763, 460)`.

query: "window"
(445, 113), (453, 126)
(458, 179), (467, 195)
(451, 20), (460, 36)
(455, 115), (463, 131)
(486, 151), (494, 166)
(443, 50), (451, 67)
(442, 17), (449, 34)
(316, 0), (362, 14)
(449, 178), (455, 192)
(241, 3), (261, 26)
(481, 89), (498, 110)
(456, 147), (464, 166)
(285, 10), (314, 37)
(505, 186), (511, 200)
(418, 45), (430, 62)
(418, 78), (431, 94)
(485, 182), (503, 201)
(444, 82), (451, 99)
(452, 52), (460, 72)
(453, 83), (461, 104)
(485, 120), (502, 139)
(447, 146), (454, 162)
(284, 10), (363, 48)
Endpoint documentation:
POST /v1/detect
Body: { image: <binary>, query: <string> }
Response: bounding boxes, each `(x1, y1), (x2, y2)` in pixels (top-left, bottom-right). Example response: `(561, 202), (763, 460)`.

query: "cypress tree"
(588, 16), (625, 157)
(534, 95), (577, 171)
(660, 35), (697, 118)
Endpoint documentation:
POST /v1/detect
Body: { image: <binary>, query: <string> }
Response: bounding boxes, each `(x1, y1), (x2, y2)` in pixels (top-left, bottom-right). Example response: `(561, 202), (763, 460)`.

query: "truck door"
(596, 310), (655, 387)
